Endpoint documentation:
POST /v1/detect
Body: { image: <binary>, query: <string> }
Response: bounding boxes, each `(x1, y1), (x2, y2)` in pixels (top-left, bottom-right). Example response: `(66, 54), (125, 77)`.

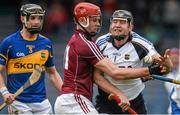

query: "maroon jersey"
(61, 30), (104, 101)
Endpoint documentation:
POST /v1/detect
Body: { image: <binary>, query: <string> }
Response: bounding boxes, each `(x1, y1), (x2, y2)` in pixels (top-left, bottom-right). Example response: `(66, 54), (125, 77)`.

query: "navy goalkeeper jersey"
(0, 31), (54, 103)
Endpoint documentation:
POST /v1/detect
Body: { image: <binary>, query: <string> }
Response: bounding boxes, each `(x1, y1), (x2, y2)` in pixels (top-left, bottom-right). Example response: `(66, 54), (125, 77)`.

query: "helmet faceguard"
(110, 10), (133, 41)
(73, 2), (102, 37)
(20, 4), (45, 34)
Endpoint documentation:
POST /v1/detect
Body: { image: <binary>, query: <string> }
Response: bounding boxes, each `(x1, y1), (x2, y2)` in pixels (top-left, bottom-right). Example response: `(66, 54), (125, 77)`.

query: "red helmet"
(73, 2), (101, 21)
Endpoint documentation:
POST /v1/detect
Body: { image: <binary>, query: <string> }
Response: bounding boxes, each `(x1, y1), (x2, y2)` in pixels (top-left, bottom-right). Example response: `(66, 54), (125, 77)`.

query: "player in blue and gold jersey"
(0, 3), (63, 114)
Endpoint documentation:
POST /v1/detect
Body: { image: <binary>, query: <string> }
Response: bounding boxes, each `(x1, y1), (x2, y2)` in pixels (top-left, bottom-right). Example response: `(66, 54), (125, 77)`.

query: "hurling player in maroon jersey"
(54, 2), (172, 114)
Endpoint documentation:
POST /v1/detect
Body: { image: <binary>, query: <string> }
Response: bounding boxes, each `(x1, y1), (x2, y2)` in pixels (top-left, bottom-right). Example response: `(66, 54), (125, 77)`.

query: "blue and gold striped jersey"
(0, 31), (54, 103)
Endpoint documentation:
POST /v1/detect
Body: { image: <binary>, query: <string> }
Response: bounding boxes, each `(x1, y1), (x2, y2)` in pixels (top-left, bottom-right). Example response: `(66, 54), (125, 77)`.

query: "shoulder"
(39, 34), (51, 41)
(131, 31), (153, 46)
(75, 33), (101, 54)
(95, 33), (111, 47)
(38, 34), (52, 44)
(80, 34), (98, 49)
(1, 31), (20, 45)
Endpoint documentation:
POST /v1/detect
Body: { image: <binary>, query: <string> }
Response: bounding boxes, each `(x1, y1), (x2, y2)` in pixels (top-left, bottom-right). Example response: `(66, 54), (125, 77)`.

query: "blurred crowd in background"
(0, 0), (179, 53)
(0, 0), (179, 114)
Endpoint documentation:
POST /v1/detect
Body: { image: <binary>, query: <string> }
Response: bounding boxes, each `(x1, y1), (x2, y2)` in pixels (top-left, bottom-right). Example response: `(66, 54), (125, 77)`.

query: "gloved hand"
(148, 64), (163, 75)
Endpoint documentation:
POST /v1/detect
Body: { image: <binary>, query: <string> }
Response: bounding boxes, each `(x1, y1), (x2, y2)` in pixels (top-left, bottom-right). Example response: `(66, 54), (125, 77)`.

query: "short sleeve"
(44, 42), (54, 67)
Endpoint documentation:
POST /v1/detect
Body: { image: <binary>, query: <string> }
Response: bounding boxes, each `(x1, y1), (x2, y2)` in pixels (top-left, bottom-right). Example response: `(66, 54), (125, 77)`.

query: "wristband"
(0, 87), (9, 95)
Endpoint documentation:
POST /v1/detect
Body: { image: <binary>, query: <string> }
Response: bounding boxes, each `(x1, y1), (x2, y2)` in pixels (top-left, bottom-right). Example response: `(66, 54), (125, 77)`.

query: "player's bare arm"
(0, 65), (6, 88)
(95, 57), (150, 80)
(93, 68), (130, 111)
(94, 57), (168, 80)
(0, 65), (15, 104)
(45, 66), (63, 92)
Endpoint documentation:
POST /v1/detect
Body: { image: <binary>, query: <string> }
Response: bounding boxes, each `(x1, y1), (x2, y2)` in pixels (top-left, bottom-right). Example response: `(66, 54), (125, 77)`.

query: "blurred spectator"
(133, 0), (148, 28)
(162, 0), (180, 39)
(102, 0), (118, 18)
(43, 0), (68, 38)
(164, 48), (180, 114)
(143, 24), (162, 51)
(149, 1), (162, 25)
(101, 0), (118, 32)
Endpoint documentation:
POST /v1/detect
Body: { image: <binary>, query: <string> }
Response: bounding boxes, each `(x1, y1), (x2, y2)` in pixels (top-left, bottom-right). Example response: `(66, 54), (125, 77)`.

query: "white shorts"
(54, 93), (98, 114)
(8, 99), (52, 114)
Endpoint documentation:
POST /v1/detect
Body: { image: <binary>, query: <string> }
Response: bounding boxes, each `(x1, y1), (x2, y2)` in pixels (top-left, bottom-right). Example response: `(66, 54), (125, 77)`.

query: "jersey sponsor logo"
(16, 52), (25, 57)
(113, 52), (121, 56)
(14, 62), (44, 69)
(7, 50), (49, 74)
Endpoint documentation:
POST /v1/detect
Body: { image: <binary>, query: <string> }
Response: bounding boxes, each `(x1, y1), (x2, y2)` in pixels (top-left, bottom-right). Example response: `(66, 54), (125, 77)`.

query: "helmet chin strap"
(27, 28), (41, 34)
(76, 17), (97, 38)
(111, 35), (126, 41)
(79, 17), (89, 28)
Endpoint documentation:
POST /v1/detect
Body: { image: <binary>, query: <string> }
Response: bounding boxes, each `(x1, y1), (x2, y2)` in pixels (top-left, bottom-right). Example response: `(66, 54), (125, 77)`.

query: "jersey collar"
(75, 29), (92, 41)
(108, 33), (132, 50)
(19, 31), (38, 41)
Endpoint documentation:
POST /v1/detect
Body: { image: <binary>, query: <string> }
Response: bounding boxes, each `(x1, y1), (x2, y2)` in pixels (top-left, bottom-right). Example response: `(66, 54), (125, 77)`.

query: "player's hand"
(159, 49), (173, 74)
(116, 94), (130, 111)
(3, 93), (15, 105)
(141, 75), (153, 82)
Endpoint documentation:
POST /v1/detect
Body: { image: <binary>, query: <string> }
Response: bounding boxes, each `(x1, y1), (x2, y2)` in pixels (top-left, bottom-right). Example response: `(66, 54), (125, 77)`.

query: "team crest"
(79, 8), (87, 14)
(26, 45), (35, 53)
(124, 54), (130, 60)
(41, 52), (46, 61)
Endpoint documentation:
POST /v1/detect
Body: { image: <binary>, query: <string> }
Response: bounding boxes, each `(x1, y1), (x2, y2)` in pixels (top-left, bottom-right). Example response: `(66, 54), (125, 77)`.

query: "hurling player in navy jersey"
(54, 2), (172, 114)
(0, 4), (63, 114)
(95, 10), (173, 114)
